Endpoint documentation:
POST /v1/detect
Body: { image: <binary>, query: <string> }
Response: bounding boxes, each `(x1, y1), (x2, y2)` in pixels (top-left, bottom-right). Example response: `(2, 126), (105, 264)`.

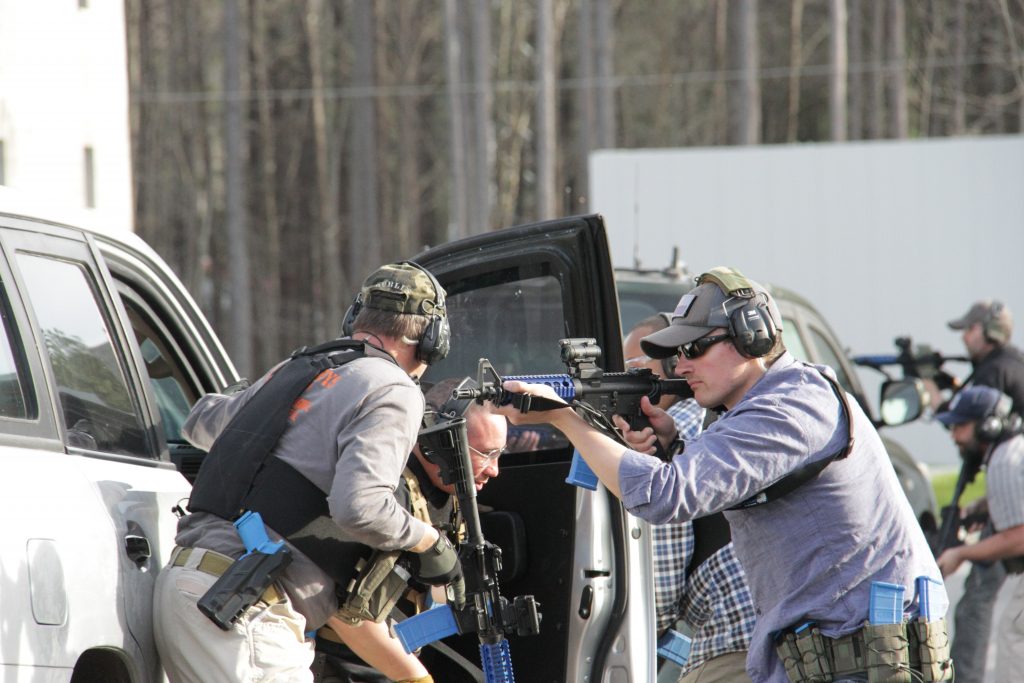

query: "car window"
(0, 279), (32, 419)
(616, 280), (685, 334)
(806, 325), (855, 395)
(780, 316), (809, 360)
(121, 296), (200, 444)
(442, 271), (568, 377)
(431, 267), (570, 452)
(16, 252), (150, 456)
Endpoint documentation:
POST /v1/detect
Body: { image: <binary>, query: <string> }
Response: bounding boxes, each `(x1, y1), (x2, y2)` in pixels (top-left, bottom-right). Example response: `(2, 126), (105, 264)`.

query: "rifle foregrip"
(503, 374), (576, 403)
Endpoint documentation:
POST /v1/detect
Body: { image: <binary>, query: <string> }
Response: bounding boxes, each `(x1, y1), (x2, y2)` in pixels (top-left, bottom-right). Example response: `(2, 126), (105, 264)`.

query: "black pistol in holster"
(196, 511), (293, 630)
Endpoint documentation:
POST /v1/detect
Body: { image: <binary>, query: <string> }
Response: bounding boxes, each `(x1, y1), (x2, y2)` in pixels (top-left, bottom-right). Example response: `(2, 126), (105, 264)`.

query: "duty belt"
(776, 619), (953, 682)
(171, 546), (285, 606)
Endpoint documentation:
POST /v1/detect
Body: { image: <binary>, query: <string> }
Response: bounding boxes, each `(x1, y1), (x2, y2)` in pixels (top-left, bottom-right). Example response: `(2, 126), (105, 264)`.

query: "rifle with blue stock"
(394, 416), (541, 683)
(454, 337), (694, 487)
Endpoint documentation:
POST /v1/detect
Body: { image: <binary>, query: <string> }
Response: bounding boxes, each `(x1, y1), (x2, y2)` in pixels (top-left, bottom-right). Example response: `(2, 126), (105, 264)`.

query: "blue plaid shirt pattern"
(667, 397), (705, 442)
(677, 543), (756, 671)
(653, 398), (755, 673)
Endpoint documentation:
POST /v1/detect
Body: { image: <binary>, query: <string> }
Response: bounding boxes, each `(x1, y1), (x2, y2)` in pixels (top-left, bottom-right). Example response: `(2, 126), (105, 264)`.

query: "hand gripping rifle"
(454, 337), (694, 488)
(393, 417), (541, 683)
(933, 446), (988, 556)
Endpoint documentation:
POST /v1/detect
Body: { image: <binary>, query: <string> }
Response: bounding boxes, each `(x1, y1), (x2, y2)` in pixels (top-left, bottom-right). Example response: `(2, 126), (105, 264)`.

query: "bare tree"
(349, 0), (382, 274)
(576, 0), (595, 204)
(712, 0), (729, 144)
(918, 3), (944, 136)
(536, 0), (557, 218)
(729, 0), (761, 144)
(830, 0), (848, 141)
(888, 0), (908, 138)
(493, 2), (533, 227)
(787, 0), (805, 142)
(444, 0), (468, 240)
(251, 0), (282, 371)
(224, 0), (252, 374)
(305, 0), (341, 340)
(996, 0), (1024, 127)
(595, 0), (615, 148)
(472, 0), (496, 231)
(849, 0), (864, 139)
(952, 0), (968, 134)
(869, 0), (885, 138)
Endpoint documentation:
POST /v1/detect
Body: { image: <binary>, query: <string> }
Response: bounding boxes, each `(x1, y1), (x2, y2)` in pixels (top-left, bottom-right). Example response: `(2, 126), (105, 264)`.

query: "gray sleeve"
(326, 379), (430, 551)
(181, 369), (275, 450)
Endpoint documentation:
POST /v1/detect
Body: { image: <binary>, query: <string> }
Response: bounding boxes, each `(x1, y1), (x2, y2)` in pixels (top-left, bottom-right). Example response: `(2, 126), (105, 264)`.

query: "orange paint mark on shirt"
(318, 369), (341, 389)
(289, 397), (313, 423)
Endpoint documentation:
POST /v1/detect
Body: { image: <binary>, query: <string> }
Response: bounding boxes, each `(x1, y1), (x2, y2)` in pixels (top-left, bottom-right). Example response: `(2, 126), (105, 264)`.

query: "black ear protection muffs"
(983, 301), (1008, 345)
(409, 262), (451, 365)
(728, 297), (777, 358)
(977, 391), (1021, 442)
(340, 294), (362, 338)
(341, 261), (451, 365)
(697, 270), (780, 359)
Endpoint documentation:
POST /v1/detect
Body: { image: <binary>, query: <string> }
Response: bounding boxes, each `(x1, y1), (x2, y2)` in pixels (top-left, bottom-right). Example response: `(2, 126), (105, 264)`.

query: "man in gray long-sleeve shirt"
(496, 267), (946, 683)
(154, 262), (456, 683)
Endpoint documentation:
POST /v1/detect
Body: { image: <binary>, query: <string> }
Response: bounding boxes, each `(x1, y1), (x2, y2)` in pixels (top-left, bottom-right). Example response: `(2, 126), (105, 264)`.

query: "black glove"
(448, 575), (467, 609)
(934, 370), (959, 392)
(408, 531), (462, 587)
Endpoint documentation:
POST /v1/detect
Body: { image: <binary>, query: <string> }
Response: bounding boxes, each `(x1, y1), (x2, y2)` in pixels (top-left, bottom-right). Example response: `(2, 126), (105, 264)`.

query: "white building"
(0, 0), (132, 231)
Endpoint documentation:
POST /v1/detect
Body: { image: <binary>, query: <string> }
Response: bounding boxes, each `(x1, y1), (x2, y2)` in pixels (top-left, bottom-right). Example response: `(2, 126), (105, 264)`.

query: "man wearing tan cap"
(947, 300), (1024, 414)
(943, 300), (1024, 683)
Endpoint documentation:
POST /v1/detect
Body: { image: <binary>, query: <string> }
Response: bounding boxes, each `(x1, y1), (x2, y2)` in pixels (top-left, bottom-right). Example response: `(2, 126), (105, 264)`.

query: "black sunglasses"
(679, 333), (732, 360)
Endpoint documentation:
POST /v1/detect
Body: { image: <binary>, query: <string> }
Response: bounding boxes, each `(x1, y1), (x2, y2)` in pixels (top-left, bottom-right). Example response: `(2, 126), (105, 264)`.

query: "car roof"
(614, 265), (818, 311)
(0, 186), (164, 261)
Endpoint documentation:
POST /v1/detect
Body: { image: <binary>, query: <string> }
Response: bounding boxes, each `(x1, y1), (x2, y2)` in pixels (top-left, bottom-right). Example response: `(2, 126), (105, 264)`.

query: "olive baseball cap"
(359, 262), (446, 316)
(947, 300), (1011, 344)
(640, 267), (781, 360)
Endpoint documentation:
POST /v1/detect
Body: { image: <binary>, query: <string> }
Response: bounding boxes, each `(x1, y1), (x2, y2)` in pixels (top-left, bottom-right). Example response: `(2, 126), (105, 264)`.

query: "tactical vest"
(188, 339), (397, 589)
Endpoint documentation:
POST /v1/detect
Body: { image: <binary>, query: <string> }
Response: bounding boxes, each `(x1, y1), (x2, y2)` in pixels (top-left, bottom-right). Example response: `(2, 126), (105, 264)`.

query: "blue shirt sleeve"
(618, 361), (848, 524)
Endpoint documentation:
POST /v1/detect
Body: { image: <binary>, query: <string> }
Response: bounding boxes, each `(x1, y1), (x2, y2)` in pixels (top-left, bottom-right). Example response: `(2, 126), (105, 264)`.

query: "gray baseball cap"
(640, 267), (781, 359)
(947, 300), (1011, 344)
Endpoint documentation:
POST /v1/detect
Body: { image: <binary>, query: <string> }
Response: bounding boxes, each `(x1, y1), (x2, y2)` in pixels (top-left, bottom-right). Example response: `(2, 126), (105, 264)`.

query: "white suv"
(0, 191), (237, 682)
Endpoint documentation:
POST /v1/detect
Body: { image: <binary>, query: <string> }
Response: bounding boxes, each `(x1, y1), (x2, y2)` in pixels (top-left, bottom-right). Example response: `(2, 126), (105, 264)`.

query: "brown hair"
(352, 307), (429, 343)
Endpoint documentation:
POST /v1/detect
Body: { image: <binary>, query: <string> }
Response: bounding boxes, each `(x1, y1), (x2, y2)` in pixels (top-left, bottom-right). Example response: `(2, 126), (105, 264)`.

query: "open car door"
(414, 214), (657, 683)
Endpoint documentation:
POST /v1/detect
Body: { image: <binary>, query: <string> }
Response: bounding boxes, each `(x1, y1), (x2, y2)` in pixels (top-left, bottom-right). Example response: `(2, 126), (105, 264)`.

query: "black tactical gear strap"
(688, 511), (732, 573)
(729, 366), (855, 510)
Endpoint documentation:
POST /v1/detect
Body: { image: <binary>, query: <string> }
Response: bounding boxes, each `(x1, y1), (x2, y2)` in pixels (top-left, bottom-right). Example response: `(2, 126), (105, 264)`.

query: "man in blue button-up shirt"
(495, 267), (943, 683)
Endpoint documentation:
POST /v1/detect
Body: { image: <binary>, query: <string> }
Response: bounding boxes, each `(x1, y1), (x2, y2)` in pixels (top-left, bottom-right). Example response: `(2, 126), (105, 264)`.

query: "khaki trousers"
(995, 571), (1024, 683)
(153, 548), (315, 683)
(679, 650), (751, 683)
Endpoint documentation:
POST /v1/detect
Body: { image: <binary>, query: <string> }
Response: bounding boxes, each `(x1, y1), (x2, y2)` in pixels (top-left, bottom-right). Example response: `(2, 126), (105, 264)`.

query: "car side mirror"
(879, 378), (927, 426)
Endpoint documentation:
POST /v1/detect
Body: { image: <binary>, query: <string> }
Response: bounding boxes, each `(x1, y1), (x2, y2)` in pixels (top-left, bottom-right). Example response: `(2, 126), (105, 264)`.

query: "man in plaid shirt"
(626, 316), (756, 682)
